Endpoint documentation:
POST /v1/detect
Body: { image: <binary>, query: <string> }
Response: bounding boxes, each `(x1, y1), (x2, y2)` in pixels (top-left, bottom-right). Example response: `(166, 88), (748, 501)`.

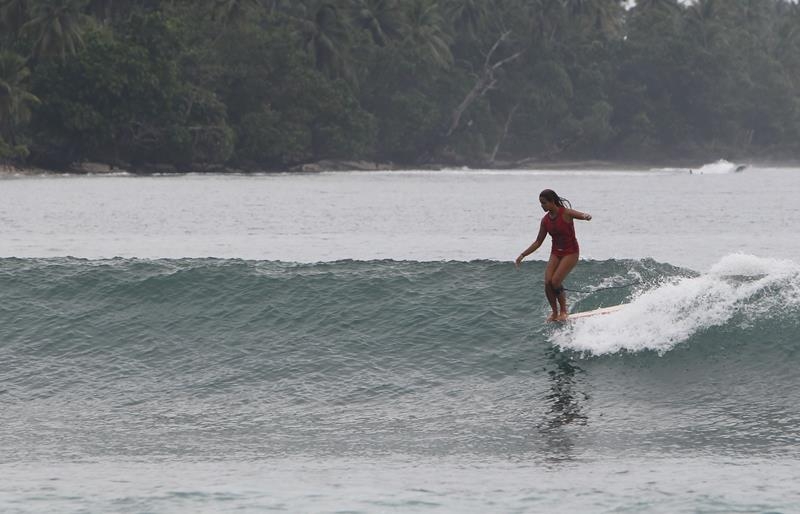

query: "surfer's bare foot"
(557, 311), (569, 321)
(546, 313), (558, 322)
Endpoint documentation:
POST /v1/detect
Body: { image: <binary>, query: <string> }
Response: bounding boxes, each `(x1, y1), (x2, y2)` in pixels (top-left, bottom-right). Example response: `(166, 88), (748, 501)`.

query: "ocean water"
(2, 166), (800, 513)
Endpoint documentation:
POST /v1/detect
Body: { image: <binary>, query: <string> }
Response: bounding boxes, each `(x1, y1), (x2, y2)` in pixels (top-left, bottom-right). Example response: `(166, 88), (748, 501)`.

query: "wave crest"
(551, 254), (800, 355)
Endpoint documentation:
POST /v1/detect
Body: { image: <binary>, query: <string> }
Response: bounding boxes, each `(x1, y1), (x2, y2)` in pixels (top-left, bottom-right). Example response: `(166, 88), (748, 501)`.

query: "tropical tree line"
(2, 0), (800, 171)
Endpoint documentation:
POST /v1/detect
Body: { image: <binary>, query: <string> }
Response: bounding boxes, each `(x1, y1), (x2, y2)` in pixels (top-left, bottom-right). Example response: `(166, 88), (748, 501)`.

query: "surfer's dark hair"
(539, 189), (572, 209)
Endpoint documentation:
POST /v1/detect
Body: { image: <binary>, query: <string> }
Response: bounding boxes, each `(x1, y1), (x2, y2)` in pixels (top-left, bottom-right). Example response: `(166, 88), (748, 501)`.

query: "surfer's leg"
(544, 254), (560, 321)
(550, 253), (579, 320)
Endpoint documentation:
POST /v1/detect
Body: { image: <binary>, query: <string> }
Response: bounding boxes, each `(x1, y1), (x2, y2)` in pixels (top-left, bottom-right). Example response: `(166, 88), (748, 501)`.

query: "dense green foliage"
(1, 0), (800, 170)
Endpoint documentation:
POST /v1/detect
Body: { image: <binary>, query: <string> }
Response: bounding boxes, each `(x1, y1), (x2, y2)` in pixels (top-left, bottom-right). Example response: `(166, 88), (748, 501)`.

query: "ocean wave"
(3, 253), (800, 464)
(1, 255), (797, 393)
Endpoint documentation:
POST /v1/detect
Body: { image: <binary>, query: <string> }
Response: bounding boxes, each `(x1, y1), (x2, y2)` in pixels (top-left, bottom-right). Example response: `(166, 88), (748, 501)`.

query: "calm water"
(3, 164), (800, 270)
(2, 164), (799, 513)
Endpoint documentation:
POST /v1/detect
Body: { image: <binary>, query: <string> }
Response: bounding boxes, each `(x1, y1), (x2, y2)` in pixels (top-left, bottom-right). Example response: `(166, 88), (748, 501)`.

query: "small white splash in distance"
(550, 254), (800, 355)
(649, 158), (746, 175)
(693, 159), (746, 175)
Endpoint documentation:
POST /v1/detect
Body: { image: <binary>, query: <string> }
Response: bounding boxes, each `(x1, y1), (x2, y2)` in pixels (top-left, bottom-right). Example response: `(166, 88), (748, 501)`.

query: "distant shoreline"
(0, 157), (787, 176)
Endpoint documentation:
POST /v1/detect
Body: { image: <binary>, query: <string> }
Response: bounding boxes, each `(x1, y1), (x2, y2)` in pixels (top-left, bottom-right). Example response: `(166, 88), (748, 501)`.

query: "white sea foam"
(551, 254), (800, 355)
(652, 159), (746, 175)
(695, 159), (745, 174)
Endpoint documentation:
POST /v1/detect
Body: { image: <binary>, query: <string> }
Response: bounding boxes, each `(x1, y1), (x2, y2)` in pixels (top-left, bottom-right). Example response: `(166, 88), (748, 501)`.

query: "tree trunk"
(490, 102), (520, 164)
(446, 31), (522, 137)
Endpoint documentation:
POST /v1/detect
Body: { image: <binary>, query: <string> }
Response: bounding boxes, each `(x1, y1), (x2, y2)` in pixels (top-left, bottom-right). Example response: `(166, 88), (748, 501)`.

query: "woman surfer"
(515, 189), (592, 322)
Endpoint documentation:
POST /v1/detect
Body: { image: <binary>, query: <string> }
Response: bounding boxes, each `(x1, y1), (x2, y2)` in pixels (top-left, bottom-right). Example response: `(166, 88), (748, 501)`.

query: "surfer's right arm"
(515, 222), (547, 269)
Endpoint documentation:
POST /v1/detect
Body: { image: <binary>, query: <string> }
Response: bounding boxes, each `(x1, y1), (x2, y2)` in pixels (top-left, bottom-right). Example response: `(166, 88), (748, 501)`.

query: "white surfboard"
(566, 304), (626, 320)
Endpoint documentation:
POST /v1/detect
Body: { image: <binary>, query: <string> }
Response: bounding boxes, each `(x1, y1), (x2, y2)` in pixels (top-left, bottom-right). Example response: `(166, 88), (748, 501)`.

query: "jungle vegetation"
(1, 0), (800, 170)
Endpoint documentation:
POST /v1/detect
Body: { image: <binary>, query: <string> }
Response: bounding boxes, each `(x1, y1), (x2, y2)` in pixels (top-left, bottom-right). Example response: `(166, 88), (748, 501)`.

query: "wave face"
(3, 255), (799, 459)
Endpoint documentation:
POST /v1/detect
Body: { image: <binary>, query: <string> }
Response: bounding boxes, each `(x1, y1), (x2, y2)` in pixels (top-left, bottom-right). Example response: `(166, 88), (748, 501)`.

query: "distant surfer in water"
(515, 189), (592, 322)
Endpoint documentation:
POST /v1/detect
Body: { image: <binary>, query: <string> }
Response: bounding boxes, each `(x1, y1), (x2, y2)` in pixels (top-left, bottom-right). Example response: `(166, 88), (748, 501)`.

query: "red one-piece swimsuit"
(540, 207), (580, 257)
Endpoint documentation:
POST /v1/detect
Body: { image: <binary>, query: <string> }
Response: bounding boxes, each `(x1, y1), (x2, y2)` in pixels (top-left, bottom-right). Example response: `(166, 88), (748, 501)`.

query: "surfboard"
(566, 304), (625, 320)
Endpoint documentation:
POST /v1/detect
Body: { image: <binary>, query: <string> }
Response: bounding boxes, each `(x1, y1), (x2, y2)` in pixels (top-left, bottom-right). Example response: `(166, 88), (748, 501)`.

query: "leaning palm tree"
(0, 51), (40, 144)
(401, 0), (453, 69)
(21, 0), (88, 63)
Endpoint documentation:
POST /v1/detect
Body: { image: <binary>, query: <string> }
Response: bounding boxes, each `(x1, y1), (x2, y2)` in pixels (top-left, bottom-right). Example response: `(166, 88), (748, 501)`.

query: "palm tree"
(564, 0), (624, 38)
(0, 51), (39, 145)
(401, 0), (452, 69)
(625, 0), (681, 42)
(350, 0), (402, 46)
(444, 0), (489, 41)
(725, 0), (775, 51)
(298, 2), (353, 80)
(685, 0), (725, 50)
(22, 0), (88, 63)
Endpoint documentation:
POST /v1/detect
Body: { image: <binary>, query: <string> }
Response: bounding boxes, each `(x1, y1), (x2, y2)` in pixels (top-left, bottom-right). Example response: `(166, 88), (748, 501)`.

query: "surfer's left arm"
(566, 208), (592, 221)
